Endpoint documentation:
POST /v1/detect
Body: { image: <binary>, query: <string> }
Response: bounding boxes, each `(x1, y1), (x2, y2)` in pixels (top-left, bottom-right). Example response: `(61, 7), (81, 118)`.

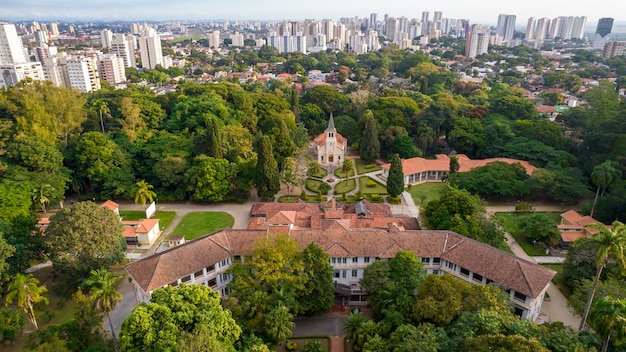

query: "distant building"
(66, 55), (100, 92)
(465, 25), (490, 58)
(139, 28), (165, 69)
(314, 113), (347, 166)
(111, 34), (137, 68)
(603, 41), (625, 58)
(98, 53), (126, 85)
(496, 14), (516, 43)
(557, 210), (602, 248)
(593, 17), (614, 49)
(101, 29), (113, 48)
(0, 22), (45, 88)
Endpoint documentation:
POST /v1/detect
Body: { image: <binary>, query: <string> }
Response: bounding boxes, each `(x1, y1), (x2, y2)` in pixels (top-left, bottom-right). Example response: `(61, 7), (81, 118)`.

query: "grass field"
(119, 210), (176, 231)
(355, 159), (382, 175)
(307, 168), (327, 178)
(358, 176), (388, 195)
(335, 179), (356, 194)
(495, 212), (561, 256)
(406, 182), (446, 205)
(169, 212), (234, 240)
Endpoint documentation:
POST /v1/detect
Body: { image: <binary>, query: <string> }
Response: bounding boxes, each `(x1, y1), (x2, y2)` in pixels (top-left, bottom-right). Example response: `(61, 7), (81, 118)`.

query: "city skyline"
(2, 0), (624, 25)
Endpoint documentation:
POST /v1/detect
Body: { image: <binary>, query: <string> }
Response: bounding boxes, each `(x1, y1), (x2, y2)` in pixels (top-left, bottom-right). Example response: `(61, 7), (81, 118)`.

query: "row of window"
(333, 269), (360, 279)
(330, 257), (376, 264)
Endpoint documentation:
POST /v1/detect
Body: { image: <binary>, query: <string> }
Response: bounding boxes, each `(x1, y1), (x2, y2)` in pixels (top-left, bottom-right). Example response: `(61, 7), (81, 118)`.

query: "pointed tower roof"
(326, 112), (336, 132)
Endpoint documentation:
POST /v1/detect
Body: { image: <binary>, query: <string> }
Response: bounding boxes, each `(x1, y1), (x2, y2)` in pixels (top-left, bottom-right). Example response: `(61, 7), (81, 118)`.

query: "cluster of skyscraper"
(0, 21), (175, 91)
(524, 16), (587, 48)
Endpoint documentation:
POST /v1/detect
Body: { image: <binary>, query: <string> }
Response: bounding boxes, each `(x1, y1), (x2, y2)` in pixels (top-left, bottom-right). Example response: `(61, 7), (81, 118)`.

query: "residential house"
(557, 210), (601, 248)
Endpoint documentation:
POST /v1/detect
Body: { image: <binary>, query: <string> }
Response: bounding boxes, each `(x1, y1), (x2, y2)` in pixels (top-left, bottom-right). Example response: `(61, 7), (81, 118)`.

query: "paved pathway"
(106, 197), (258, 336)
(501, 227), (581, 328)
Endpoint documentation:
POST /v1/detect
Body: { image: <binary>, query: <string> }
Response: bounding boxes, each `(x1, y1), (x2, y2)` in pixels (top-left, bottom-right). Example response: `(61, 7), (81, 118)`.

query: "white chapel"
(314, 113), (347, 166)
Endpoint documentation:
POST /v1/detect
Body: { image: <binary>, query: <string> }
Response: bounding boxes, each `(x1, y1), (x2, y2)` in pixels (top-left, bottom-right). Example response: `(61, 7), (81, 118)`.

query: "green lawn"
(335, 179), (357, 194)
(169, 212), (234, 240)
(307, 168), (328, 178)
(119, 210), (176, 232)
(358, 176), (388, 195)
(334, 168), (353, 178)
(355, 158), (382, 175)
(406, 182), (446, 205)
(495, 212), (561, 256)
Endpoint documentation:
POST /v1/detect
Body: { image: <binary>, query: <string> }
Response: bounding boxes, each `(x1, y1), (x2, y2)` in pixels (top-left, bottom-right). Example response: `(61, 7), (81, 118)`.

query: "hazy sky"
(1, 0), (624, 25)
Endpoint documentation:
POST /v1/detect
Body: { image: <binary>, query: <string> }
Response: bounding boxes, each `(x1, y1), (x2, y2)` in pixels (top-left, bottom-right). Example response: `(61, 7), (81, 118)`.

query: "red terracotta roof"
(313, 131), (347, 148)
(101, 200), (119, 211)
(126, 228), (555, 298)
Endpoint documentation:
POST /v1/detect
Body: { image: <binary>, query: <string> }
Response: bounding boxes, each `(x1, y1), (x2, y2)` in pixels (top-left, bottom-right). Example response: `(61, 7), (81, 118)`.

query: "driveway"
(292, 316), (347, 336)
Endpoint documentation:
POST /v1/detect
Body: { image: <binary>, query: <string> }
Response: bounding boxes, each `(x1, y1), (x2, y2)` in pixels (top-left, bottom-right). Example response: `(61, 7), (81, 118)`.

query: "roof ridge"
(146, 255), (163, 290)
(209, 231), (233, 253)
(379, 240), (404, 257)
(515, 260), (536, 296)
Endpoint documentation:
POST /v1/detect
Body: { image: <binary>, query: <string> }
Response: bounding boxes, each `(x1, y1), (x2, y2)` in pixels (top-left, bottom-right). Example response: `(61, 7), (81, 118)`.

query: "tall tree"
(574, 221), (626, 331)
(84, 269), (122, 352)
(591, 160), (622, 217)
(360, 110), (380, 163)
(133, 180), (157, 207)
(387, 153), (404, 197)
(5, 273), (48, 330)
(297, 242), (334, 316)
(341, 158), (355, 188)
(265, 305), (294, 344)
(89, 98), (109, 133)
(254, 136), (280, 200)
(447, 155), (460, 186)
(184, 156), (234, 202)
(119, 97), (145, 142)
(119, 284), (241, 351)
(33, 183), (55, 213)
(589, 296), (626, 352)
(44, 201), (126, 286)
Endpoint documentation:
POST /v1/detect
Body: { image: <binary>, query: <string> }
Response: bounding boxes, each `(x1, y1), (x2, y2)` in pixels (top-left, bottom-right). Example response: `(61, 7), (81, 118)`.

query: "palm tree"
(5, 273), (48, 330)
(341, 158), (354, 188)
(133, 180), (157, 207)
(343, 311), (365, 341)
(589, 296), (626, 352)
(85, 269), (122, 352)
(575, 221), (626, 331)
(590, 160), (622, 217)
(416, 123), (435, 154)
(33, 183), (55, 213)
(90, 98), (109, 133)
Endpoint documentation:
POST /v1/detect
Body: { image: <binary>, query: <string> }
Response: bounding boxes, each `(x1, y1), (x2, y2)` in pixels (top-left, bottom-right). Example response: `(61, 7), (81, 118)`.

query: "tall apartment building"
(208, 30), (221, 48)
(111, 34), (136, 68)
(230, 32), (244, 47)
(594, 17), (614, 49)
(533, 18), (551, 49)
(370, 13), (378, 30)
(465, 25), (490, 58)
(496, 14), (516, 43)
(50, 23), (59, 36)
(603, 41), (625, 58)
(267, 32), (306, 54)
(66, 56), (100, 92)
(0, 22), (45, 88)
(101, 29), (113, 48)
(525, 17), (536, 42)
(98, 53), (126, 85)
(138, 28), (164, 69)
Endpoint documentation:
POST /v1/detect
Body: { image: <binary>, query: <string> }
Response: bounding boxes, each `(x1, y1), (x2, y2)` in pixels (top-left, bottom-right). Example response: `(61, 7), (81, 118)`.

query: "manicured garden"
(406, 182), (446, 205)
(355, 158), (381, 175)
(169, 212), (234, 240)
(495, 212), (562, 256)
(335, 178), (356, 194)
(119, 210), (176, 231)
(358, 176), (387, 195)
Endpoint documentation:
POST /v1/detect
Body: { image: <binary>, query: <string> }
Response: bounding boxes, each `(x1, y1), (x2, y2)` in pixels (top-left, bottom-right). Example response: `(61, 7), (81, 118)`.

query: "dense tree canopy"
(44, 202), (126, 286)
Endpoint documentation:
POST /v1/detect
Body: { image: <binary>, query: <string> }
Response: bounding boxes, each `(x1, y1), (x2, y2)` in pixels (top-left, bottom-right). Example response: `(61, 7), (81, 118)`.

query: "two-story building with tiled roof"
(557, 210), (602, 249)
(126, 202), (554, 321)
